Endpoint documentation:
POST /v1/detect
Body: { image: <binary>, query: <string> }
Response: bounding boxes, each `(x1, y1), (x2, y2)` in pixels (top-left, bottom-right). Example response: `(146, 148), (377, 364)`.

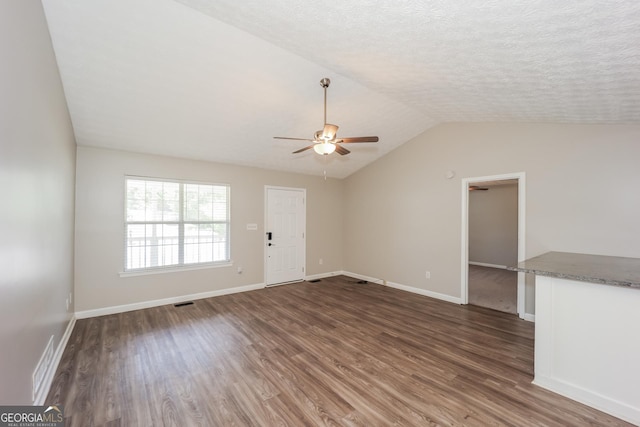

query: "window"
(125, 177), (230, 271)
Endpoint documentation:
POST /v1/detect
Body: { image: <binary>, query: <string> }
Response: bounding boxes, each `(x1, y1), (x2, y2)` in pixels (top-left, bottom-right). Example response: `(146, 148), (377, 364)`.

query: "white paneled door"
(265, 187), (306, 286)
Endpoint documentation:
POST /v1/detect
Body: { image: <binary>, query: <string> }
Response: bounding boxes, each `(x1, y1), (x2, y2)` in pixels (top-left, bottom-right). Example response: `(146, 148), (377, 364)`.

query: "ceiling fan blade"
(334, 144), (350, 155)
(338, 136), (379, 143)
(292, 145), (315, 154)
(469, 186), (489, 191)
(274, 136), (315, 142)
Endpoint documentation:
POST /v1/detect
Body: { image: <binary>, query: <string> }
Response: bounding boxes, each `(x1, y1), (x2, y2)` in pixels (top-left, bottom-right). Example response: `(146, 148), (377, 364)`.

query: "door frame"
(264, 185), (306, 286)
(460, 172), (527, 319)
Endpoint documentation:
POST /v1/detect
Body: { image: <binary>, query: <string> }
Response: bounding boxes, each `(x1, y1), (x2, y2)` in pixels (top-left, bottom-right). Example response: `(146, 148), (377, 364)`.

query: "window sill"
(119, 261), (233, 277)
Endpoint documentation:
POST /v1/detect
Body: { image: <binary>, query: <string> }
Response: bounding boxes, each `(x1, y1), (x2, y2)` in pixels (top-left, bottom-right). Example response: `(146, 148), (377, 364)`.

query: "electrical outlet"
(426, 271), (431, 279)
(319, 258), (323, 265)
(237, 266), (243, 274)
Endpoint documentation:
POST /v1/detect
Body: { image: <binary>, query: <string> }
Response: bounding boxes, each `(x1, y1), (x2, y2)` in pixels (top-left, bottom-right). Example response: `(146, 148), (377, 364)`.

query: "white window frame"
(122, 176), (231, 274)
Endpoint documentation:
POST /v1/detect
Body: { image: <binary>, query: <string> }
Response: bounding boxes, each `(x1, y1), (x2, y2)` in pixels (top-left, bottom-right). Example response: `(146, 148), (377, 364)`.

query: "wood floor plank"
(46, 276), (632, 426)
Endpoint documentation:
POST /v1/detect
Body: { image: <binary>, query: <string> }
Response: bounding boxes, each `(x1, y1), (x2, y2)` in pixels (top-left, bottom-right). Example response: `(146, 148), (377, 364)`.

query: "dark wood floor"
(47, 275), (631, 426)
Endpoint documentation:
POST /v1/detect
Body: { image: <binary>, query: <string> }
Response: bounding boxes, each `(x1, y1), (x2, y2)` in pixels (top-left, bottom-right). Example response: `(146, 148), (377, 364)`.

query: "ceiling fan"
(469, 186), (489, 191)
(274, 78), (379, 156)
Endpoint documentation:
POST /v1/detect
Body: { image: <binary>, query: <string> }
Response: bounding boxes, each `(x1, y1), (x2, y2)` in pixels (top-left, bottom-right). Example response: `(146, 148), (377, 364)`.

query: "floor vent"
(174, 301), (194, 307)
(308, 279), (321, 283)
(33, 335), (54, 402)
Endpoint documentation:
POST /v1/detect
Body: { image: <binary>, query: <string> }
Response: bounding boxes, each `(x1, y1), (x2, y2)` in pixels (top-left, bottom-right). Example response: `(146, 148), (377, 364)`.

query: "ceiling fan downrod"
(320, 78), (330, 127)
(318, 78), (338, 142)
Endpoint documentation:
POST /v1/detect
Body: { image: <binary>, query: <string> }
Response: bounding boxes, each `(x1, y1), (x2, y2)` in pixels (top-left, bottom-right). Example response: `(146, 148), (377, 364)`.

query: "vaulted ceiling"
(42, 0), (640, 178)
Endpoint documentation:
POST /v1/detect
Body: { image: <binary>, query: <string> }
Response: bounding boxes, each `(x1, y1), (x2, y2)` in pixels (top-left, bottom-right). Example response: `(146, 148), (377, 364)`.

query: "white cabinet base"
(534, 276), (640, 425)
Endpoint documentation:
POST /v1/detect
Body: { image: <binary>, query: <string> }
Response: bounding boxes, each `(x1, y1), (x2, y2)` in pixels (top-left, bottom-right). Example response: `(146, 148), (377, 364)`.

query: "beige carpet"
(468, 264), (517, 314)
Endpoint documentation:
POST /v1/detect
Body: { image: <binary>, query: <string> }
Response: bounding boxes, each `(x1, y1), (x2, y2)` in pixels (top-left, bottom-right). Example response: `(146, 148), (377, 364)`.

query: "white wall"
(469, 184), (518, 267)
(344, 122), (640, 314)
(0, 1), (76, 404)
(75, 146), (343, 312)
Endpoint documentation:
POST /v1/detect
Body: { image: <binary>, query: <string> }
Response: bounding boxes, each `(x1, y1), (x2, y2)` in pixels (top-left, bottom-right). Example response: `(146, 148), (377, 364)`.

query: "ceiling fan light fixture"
(313, 141), (336, 155)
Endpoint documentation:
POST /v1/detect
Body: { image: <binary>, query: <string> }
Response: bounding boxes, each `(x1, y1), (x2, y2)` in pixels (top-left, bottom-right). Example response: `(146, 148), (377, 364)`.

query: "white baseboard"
(342, 271), (463, 305)
(384, 280), (463, 305)
(75, 282), (265, 319)
(341, 271), (385, 285)
(469, 261), (508, 269)
(305, 271), (341, 281)
(35, 314), (76, 405)
(533, 375), (640, 426)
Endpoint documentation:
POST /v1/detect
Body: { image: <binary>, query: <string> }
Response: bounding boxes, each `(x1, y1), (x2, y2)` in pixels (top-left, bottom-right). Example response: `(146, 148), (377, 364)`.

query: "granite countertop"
(509, 251), (640, 289)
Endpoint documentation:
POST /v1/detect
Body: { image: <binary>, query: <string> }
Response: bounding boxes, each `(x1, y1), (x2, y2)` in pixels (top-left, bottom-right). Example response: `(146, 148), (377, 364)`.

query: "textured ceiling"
(42, 0), (640, 178)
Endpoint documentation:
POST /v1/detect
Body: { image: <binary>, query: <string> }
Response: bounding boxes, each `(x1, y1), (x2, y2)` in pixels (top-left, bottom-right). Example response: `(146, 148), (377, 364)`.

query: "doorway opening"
(461, 173), (526, 318)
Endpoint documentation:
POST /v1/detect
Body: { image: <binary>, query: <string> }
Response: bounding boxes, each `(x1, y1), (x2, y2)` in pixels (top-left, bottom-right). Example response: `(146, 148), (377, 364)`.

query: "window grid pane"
(125, 178), (229, 271)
